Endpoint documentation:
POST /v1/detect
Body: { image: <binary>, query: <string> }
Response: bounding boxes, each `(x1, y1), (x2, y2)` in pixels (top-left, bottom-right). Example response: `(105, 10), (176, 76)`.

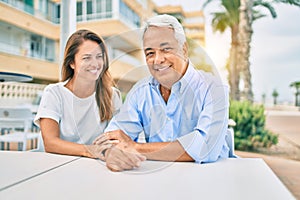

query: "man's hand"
(93, 130), (146, 171)
(105, 143), (146, 172)
(93, 130), (132, 146)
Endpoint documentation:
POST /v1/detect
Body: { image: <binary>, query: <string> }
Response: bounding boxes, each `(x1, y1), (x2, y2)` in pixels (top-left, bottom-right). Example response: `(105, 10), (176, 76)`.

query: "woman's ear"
(70, 63), (75, 69)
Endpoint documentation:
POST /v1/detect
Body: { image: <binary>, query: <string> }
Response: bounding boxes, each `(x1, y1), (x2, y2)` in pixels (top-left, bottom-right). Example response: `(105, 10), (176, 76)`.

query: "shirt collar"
(175, 61), (196, 94)
(148, 60), (196, 93)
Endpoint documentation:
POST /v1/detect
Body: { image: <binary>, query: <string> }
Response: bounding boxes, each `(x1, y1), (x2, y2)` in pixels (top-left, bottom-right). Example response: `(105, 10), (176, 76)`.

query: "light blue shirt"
(105, 63), (230, 163)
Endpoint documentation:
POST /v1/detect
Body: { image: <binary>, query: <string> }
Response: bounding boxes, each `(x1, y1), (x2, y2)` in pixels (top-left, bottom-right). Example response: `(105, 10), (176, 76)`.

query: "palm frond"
(273, 0), (300, 6)
(202, 0), (217, 9)
(254, 0), (277, 18)
(211, 12), (231, 33)
(222, 0), (240, 20)
(252, 11), (267, 21)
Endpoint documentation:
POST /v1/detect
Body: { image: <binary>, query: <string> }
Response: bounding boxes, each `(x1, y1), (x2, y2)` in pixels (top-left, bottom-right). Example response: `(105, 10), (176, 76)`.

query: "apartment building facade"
(0, 0), (205, 92)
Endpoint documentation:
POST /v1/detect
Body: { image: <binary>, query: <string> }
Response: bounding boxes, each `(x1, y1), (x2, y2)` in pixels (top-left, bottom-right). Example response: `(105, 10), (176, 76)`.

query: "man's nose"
(154, 51), (165, 64)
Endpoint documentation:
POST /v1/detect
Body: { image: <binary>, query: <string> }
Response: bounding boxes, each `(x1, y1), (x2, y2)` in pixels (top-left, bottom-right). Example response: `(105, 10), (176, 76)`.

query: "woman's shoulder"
(44, 81), (65, 91)
(42, 81), (69, 99)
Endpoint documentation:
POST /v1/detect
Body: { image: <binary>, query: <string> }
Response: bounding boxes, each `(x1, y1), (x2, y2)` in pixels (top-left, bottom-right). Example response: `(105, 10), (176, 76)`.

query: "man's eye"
(83, 56), (90, 60)
(146, 52), (154, 57)
(163, 47), (172, 52)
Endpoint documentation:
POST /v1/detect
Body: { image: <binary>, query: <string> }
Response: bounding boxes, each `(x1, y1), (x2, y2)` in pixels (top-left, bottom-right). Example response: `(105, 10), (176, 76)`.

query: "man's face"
(143, 26), (188, 88)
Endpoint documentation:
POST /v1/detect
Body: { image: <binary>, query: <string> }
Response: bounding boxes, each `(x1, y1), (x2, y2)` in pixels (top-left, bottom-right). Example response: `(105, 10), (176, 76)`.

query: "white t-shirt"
(34, 81), (122, 149)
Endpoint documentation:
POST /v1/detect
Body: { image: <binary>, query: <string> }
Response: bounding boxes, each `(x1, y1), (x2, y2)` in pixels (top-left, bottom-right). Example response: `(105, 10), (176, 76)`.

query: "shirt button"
(168, 138), (172, 141)
(167, 117), (170, 121)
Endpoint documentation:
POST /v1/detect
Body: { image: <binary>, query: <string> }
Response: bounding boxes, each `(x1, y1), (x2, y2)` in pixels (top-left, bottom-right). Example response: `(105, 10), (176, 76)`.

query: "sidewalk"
(236, 151), (300, 199)
(236, 108), (300, 199)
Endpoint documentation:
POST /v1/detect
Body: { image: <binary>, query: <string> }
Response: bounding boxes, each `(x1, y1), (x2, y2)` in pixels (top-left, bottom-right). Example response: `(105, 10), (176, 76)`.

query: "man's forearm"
(134, 141), (194, 162)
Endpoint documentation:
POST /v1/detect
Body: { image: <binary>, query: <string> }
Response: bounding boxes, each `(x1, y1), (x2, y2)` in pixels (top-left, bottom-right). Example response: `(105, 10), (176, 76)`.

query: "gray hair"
(143, 14), (186, 48)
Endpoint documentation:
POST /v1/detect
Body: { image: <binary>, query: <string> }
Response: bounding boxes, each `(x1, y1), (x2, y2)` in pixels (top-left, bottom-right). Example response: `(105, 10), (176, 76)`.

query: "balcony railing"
(0, 0), (58, 24)
(1, 0), (140, 28)
(1, 0), (34, 14)
(0, 41), (56, 62)
(0, 82), (46, 108)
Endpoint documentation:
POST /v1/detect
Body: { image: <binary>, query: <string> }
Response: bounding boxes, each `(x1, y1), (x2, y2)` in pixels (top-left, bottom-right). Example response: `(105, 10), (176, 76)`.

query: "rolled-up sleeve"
(34, 86), (62, 127)
(178, 83), (229, 163)
(105, 89), (143, 141)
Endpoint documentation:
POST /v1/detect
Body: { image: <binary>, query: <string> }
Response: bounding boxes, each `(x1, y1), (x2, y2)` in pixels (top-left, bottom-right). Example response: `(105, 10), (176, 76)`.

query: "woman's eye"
(96, 54), (103, 59)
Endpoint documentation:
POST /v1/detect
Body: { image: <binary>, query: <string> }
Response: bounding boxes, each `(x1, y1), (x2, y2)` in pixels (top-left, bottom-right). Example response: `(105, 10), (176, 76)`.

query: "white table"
(0, 152), (295, 200)
(0, 151), (79, 191)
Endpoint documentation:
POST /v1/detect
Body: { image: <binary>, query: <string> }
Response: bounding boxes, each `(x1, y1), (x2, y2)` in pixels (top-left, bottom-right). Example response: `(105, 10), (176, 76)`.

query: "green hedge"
(229, 101), (278, 151)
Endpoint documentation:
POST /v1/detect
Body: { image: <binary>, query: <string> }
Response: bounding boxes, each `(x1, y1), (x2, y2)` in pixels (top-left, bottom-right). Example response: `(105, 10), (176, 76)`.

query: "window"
(96, 0), (102, 13)
(30, 35), (42, 58)
(119, 0), (140, 27)
(77, 2), (83, 16)
(86, 0), (93, 20)
(87, 0), (93, 15)
(106, 0), (112, 12)
(45, 38), (55, 61)
(56, 4), (60, 21)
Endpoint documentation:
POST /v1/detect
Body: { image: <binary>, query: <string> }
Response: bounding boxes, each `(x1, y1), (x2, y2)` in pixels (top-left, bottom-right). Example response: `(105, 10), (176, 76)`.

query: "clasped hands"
(92, 130), (146, 172)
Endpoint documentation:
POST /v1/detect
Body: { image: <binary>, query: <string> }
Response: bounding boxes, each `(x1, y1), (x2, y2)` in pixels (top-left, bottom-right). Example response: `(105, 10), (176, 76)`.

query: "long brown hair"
(61, 29), (115, 121)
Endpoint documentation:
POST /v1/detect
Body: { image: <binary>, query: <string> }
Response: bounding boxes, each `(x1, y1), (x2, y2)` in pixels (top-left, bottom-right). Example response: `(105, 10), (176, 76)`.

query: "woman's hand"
(105, 142), (146, 172)
(93, 130), (146, 171)
(85, 138), (119, 160)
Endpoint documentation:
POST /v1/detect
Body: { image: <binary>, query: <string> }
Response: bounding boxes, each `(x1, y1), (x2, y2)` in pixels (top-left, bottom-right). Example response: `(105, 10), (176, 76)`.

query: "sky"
(153, 0), (300, 105)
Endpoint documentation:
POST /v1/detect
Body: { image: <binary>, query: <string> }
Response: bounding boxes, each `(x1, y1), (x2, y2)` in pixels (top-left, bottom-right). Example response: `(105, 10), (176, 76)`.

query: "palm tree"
(237, 0), (254, 101)
(203, 0), (241, 100)
(290, 81), (300, 106)
(238, 0), (300, 102)
(272, 89), (279, 105)
(261, 93), (266, 105)
(204, 0), (300, 102)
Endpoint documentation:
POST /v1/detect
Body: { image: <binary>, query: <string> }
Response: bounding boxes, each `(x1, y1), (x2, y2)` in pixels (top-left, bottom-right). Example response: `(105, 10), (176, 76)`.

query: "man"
(94, 14), (230, 171)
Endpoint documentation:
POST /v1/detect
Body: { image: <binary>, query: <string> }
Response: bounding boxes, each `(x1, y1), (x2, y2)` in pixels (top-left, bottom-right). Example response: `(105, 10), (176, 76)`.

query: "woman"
(34, 29), (122, 159)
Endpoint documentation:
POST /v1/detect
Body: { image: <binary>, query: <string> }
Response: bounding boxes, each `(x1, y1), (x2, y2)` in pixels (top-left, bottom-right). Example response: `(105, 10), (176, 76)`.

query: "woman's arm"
(40, 118), (109, 159)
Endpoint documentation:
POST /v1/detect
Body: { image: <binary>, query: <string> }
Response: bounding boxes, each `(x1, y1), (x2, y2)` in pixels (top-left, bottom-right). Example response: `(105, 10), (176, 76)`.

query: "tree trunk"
(237, 0), (254, 102)
(228, 24), (240, 100)
(296, 91), (300, 107)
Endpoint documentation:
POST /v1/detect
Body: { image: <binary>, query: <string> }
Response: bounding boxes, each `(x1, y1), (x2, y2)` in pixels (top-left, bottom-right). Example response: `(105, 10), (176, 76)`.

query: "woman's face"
(70, 40), (104, 82)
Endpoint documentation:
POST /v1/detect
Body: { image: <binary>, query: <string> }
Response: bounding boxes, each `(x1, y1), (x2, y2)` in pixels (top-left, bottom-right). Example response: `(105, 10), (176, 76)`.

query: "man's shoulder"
(129, 76), (152, 94)
(194, 69), (226, 87)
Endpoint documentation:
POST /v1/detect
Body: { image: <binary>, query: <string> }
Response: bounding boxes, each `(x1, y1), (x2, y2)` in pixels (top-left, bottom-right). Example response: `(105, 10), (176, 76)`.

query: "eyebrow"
(160, 42), (170, 47)
(82, 54), (92, 56)
(144, 42), (171, 51)
(82, 52), (102, 56)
